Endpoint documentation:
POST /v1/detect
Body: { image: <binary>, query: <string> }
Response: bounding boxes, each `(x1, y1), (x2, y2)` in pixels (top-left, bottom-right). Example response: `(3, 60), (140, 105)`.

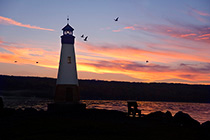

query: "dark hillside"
(0, 75), (210, 103)
(79, 80), (210, 103)
(0, 75), (56, 98)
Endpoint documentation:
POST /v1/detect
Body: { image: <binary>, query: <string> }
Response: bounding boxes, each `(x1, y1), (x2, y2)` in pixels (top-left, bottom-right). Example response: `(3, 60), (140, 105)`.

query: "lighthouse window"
(64, 31), (72, 35)
(67, 56), (71, 64)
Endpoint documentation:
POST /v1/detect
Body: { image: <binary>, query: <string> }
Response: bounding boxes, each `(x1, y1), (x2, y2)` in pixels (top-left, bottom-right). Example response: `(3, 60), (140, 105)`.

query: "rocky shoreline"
(0, 107), (209, 140)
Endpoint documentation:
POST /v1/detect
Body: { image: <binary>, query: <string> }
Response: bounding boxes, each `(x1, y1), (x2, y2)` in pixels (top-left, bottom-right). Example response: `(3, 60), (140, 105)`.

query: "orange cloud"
(1, 39), (209, 84)
(199, 34), (210, 37)
(0, 16), (54, 31)
(0, 62), (57, 78)
(124, 26), (136, 30)
(77, 42), (210, 63)
(77, 59), (210, 84)
(180, 33), (196, 37)
(0, 42), (59, 69)
(75, 41), (210, 84)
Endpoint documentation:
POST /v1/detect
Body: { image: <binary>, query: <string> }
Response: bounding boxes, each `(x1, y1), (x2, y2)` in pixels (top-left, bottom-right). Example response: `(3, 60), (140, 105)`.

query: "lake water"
(2, 96), (210, 123)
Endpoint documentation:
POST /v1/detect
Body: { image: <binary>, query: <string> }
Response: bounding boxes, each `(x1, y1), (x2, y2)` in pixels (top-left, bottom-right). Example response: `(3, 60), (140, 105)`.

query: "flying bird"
(146, 60), (149, 63)
(36, 62), (39, 64)
(84, 36), (88, 41)
(114, 17), (119, 21)
(14, 61), (17, 63)
(81, 34), (84, 38)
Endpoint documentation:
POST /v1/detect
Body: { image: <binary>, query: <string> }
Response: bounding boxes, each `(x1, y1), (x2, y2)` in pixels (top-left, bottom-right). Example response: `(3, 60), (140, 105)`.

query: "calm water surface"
(2, 96), (210, 123)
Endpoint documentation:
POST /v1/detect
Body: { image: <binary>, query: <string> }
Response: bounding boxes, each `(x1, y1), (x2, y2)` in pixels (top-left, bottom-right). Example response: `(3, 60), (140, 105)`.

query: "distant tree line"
(0, 75), (210, 103)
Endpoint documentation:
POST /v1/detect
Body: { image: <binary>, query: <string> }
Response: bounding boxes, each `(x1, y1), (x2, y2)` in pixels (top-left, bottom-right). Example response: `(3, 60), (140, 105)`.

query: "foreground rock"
(201, 121), (210, 129)
(173, 111), (200, 127)
(143, 111), (173, 122)
(0, 108), (209, 140)
(0, 97), (3, 110)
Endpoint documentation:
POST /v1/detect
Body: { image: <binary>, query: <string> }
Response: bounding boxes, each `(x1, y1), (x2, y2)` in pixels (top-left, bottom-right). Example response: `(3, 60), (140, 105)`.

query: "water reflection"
(2, 96), (210, 123)
(82, 100), (210, 123)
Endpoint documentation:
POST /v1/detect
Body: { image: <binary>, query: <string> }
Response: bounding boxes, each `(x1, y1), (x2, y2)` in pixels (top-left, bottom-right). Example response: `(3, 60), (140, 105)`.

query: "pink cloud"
(187, 7), (210, 23)
(112, 29), (121, 32)
(191, 8), (210, 17)
(124, 26), (136, 30)
(199, 34), (210, 37)
(81, 60), (210, 75)
(123, 23), (210, 43)
(1, 39), (210, 84)
(78, 59), (210, 83)
(0, 16), (54, 31)
(77, 42), (210, 63)
(180, 33), (196, 38)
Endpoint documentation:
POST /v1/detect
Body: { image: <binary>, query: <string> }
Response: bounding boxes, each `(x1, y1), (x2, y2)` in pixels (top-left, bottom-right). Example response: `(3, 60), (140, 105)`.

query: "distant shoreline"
(1, 75), (210, 103)
(1, 74), (210, 86)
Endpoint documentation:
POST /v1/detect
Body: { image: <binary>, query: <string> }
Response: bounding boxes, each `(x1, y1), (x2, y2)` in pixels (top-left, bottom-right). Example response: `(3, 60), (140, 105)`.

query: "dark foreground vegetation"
(0, 107), (210, 140)
(0, 75), (210, 103)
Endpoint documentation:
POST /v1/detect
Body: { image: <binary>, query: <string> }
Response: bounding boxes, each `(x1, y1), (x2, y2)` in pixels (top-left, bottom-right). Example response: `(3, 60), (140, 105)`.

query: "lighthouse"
(55, 18), (79, 103)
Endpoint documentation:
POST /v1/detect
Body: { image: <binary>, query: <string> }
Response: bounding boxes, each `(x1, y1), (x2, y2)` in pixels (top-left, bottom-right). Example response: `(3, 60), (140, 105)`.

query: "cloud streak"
(0, 16), (54, 31)
(123, 24), (210, 43)
(1, 39), (210, 84)
(75, 41), (210, 84)
(77, 42), (210, 63)
(0, 40), (59, 68)
(78, 59), (210, 83)
(191, 8), (210, 17)
(179, 63), (210, 74)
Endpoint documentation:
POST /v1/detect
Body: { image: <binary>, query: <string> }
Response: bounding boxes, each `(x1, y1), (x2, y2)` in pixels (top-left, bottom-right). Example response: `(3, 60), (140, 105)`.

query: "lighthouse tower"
(55, 18), (79, 103)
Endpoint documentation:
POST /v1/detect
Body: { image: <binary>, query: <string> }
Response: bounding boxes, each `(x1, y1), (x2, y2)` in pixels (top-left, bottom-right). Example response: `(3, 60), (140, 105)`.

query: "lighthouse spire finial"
(67, 15), (69, 24)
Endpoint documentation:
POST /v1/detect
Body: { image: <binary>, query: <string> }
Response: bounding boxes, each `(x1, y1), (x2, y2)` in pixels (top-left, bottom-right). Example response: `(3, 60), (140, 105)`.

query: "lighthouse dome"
(62, 24), (74, 32)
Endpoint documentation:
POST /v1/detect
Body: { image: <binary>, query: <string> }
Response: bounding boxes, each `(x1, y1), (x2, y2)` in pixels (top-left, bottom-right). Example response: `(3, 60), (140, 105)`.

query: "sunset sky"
(0, 0), (210, 84)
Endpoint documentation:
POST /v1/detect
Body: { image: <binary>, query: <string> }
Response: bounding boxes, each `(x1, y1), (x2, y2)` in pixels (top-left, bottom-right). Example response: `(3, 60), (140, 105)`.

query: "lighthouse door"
(66, 88), (73, 101)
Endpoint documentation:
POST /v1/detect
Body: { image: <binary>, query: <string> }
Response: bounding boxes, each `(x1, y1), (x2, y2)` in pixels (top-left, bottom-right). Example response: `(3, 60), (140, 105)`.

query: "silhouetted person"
(84, 36), (88, 41)
(114, 17), (119, 21)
